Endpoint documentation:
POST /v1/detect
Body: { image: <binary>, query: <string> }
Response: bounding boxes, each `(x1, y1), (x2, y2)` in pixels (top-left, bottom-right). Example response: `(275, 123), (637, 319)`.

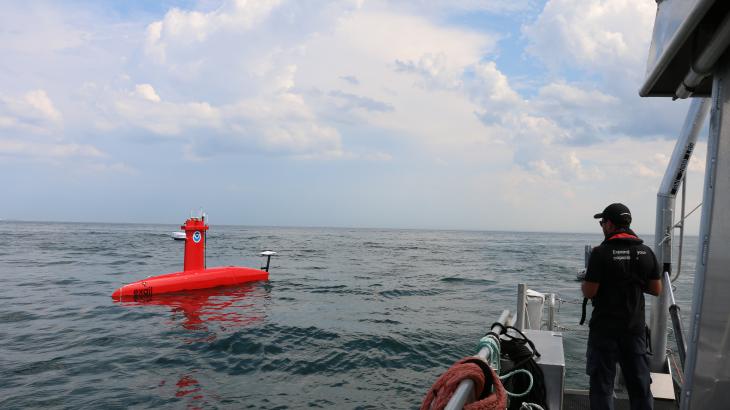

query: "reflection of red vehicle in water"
(127, 285), (267, 408)
(115, 283), (267, 330)
(112, 214), (275, 300)
(175, 375), (201, 398)
(157, 374), (204, 409)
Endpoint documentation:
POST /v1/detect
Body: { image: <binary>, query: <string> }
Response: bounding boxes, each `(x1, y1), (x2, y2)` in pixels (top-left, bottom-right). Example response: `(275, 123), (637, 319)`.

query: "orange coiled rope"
(420, 357), (507, 410)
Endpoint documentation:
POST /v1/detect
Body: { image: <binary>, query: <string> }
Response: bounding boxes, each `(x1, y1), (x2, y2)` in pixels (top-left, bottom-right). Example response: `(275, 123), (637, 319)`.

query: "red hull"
(111, 266), (268, 300)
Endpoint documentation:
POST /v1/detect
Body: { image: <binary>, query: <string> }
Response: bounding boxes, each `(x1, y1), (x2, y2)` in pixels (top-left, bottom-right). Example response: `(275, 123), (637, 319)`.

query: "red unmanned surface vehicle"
(112, 215), (275, 300)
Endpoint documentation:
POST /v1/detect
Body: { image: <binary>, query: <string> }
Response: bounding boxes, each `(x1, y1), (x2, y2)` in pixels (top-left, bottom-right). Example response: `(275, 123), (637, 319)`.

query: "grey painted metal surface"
(681, 56), (730, 409)
(675, 12), (730, 99)
(523, 330), (565, 410)
(650, 98), (710, 371)
(641, 0), (717, 97)
(645, 0), (703, 78)
(658, 99), (710, 196)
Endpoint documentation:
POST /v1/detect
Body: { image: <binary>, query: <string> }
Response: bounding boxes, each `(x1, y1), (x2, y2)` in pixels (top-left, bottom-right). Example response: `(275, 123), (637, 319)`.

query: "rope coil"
(498, 327), (548, 410)
(499, 369), (534, 397)
(420, 357), (507, 410)
(421, 324), (548, 409)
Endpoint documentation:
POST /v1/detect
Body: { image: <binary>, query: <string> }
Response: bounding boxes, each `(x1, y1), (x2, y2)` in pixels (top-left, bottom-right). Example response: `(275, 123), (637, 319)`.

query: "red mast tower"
(182, 216), (209, 271)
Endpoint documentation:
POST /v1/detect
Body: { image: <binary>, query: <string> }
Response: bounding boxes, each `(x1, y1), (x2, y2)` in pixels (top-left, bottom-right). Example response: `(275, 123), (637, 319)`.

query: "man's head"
(594, 203), (631, 234)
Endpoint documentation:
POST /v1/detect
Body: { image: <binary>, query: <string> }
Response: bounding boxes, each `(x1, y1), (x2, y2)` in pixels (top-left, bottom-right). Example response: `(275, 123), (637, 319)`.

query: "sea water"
(0, 222), (696, 409)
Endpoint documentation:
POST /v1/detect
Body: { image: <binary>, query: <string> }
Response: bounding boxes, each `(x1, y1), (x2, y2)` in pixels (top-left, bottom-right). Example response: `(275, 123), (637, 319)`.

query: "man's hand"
(645, 279), (662, 296)
(582, 280), (599, 298)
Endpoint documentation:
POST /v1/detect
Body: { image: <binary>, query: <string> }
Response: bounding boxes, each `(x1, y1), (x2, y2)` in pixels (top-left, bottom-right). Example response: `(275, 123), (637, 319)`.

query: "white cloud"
(0, 90), (63, 133)
(144, 0), (284, 63)
(112, 83), (344, 156)
(25, 90), (63, 122)
(0, 139), (104, 159)
(381, 0), (534, 16)
(84, 161), (137, 175)
(0, 3), (89, 53)
(294, 7), (503, 157)
(468, 62), (523, 107)
(114, 94), (222, 136)
(4, 1), (681, 176)
(134, 84), (161, 102)
(688, 153), (705, 173)
(537, 82), (618, 106)
(0, 0), (707, 231)
(523, 0), (654, 75)
(86, 1), (503, 161)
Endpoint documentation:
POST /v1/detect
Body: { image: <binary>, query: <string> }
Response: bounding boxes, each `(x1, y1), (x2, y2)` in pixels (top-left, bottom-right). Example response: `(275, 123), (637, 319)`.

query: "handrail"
(650, 97), (710, 372)
(666, 272), (687, 368)
(443, 310), (512, 410)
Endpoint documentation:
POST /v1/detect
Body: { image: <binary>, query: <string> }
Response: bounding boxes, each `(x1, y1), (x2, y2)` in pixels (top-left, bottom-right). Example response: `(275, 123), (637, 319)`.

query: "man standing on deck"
(582, 203), (662, 410)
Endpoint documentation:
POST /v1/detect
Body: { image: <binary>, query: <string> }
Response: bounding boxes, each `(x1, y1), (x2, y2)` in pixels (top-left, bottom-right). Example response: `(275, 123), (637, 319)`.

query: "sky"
(0, 0), (709, 234)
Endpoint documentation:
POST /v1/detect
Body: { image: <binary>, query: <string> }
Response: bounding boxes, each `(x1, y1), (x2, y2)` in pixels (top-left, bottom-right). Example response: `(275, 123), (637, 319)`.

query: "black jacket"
(584, 229), (660, 335)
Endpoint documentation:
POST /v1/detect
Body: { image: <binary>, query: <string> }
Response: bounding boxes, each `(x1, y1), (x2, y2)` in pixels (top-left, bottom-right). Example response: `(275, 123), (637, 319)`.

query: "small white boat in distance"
(171, 231), (186, 240)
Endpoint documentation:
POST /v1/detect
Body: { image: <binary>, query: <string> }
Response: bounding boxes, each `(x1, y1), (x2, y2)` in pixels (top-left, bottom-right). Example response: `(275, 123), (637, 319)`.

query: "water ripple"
(0, 222), (694, 409)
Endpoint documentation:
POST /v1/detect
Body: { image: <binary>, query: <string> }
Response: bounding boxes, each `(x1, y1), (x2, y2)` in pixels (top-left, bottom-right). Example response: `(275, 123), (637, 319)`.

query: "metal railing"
(443, 310), (513, 410)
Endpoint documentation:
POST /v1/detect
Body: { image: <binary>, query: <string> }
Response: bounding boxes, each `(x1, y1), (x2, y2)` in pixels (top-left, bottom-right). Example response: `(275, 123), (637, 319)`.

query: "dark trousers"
(586, 330), (653, 410)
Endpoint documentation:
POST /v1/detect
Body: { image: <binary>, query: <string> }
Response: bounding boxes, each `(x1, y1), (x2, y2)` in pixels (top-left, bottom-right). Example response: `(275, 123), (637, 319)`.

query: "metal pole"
(547, 293), (555, 331)
(444, 310), (511, 410)
(516, 284), (526, 331)
(650, 98), (710, 371)
(666, 271), (687, 369)
(682, 54), (730, 410)
(675, 172), (687, 281)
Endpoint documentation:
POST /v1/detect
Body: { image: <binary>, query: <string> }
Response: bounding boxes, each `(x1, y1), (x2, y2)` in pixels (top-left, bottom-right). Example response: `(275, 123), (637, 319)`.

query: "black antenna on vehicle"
(260, 251), (276, 272)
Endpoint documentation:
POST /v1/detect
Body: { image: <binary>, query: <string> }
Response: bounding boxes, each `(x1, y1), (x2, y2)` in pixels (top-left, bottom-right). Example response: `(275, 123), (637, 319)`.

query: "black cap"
(594, 203), (632, 226)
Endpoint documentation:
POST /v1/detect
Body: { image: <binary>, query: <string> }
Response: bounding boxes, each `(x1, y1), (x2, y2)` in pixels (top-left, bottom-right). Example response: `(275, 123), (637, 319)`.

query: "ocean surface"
(0, 221), (697, 409)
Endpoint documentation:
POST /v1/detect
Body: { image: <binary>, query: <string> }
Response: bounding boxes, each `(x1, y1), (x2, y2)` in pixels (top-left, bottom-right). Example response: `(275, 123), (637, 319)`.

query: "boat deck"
(563, 389), (677, 410)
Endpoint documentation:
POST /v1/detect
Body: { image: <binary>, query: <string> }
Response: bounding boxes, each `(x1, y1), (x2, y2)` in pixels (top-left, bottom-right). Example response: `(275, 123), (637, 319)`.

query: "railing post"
(516, 283), (526, 331)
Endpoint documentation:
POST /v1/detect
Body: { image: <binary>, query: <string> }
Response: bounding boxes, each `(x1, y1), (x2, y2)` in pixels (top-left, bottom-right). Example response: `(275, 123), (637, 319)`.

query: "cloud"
(521, 0), (688, 141)
(0, 139), (104, 159)
(0, 87), (118, 170)
(339, 75), (359, 85)
(395, 53), (464, 90)
(60, 1), (503, 162)
(538, 82), (619, 107)
(385, 0), (534, 15)
(144, 0), (284, 63)
(0, 3), (90, 53)
(41, 0), (688, 177)
(522, 0), (654, 76)
(328, 90), (394, 113)
(0, 90), (62, 134)
(0, 1), (506, 163)
(115, 92), (222, 136)
(134, 84), (161, 102)
(0, 0), (706, 232)
(112, 82), (344, 157)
